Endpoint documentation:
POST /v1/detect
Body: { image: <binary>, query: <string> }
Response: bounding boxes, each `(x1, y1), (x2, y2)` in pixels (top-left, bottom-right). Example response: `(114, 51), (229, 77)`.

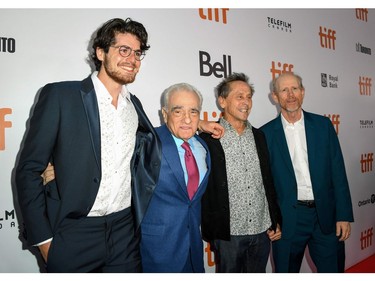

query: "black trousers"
(46, 207), (141, 273)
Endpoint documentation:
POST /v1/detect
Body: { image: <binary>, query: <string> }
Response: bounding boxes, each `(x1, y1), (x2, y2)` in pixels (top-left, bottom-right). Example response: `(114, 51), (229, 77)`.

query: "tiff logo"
(202, 110), (223, 122)
(359, 76), (372, 96)
(319, 26), (336, 50)
(0, 108), (12, 151)
(356, 8), (368, 22)
(324, 114), (340, 135)
(199, 8), (229, 24)
(270, 61), (294, 80)
(360, 227), (373, 250)
(204, 242), (215, 267)
(360, 153), (373, 173)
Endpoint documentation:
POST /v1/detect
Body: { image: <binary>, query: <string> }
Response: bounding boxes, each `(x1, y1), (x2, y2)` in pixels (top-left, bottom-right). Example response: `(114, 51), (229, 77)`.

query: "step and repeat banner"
(1, 8), (374, 273)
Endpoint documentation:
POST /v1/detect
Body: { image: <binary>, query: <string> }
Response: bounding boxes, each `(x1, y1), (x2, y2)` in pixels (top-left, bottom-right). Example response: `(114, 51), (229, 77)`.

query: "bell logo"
(360, 227), (373, 250)
(199, 51), (232, 78)
(270, 61), (294, 80)
(319, 26), (336, 50)
(360, 153), (373, 173)
(199, 8), (229, 24)
(356, 8), (368, 22)
(324, 114), (340, 135)
(359, 76), (372, 96)
(0, 108), (12, 151)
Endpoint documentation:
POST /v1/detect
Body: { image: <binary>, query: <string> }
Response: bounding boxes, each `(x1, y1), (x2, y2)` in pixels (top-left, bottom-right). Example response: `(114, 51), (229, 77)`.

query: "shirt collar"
(172, 133), (196, 149)
(281, 111), (304, 130)
(91, 71), (130, 103)
(219, 117), (252, 134)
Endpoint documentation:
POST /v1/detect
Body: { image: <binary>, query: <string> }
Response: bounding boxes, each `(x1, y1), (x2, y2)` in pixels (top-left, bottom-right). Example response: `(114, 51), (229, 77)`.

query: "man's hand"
(38, 241), (51, 262)
(41, 162), (55, 185)
(267, 224), (282, 241)
(198, 120), (224, 139)
(336, 221), (351, 241)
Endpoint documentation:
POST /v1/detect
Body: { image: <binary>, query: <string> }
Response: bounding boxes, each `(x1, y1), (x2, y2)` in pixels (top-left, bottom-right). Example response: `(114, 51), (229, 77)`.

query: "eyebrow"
(170, 106), (200, 111)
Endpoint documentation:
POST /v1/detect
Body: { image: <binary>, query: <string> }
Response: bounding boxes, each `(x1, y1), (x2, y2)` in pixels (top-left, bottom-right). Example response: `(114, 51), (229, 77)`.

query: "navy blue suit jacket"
(16, 76), (161, 246)
(260, 111), (354, 239)
(140, 125), (211, 273)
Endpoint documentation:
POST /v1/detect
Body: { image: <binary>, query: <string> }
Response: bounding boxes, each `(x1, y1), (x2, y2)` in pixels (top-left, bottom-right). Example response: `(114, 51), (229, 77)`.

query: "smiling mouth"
(120, 65), (135, 72)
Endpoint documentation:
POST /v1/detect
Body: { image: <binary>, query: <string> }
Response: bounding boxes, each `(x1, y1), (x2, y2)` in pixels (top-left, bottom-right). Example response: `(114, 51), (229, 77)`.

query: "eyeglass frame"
(164, 106), (201, 119)
(110, 45), (146, 61)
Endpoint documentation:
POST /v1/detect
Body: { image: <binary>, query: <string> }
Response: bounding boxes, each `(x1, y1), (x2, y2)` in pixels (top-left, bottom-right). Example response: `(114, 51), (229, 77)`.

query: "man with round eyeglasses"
(16, 17), (223, 273)
(110, 45), (146, 61)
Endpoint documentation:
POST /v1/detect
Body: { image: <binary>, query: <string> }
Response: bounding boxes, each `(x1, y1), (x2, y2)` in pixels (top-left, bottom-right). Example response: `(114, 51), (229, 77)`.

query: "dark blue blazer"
(260, 111), (354, 239)
(16, 76), (161, 246)
(140, 125), (211, 273)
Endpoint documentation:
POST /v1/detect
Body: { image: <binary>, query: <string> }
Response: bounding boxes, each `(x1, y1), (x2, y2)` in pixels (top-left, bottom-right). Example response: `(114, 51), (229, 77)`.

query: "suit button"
(93, 178), (99, 183)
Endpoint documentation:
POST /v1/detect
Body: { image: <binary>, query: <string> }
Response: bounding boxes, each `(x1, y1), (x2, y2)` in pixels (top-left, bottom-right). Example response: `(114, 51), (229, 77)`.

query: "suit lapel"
(303, 111), (317, 174)
(80, 76), (101, 170)
(273, 115), (295, 175)
(158, 125), (187, 194)
(192, 135), (211, 200)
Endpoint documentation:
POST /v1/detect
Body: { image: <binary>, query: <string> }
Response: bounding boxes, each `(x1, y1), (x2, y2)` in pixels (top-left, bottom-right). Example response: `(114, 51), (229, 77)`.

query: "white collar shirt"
(88, 72), (138, 216)
(281, 112), (314, 200)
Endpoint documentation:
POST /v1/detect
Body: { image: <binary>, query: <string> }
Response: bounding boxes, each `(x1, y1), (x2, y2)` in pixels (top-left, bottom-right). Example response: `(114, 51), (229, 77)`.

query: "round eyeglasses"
(111, 45), (145, 61)
(167, 108), (201, 119)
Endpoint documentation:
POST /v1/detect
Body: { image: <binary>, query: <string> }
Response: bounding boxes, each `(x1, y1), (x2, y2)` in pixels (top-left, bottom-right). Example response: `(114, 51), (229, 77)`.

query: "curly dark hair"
(90, 18), (150, 71)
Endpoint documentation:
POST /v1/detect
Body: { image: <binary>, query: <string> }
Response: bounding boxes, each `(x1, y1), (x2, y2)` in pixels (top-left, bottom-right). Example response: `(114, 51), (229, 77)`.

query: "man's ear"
(162, 108), (168, 123)
(96, 47), (104, 62)
(218, 96), (226, 109)
(271, 92), (279, 104)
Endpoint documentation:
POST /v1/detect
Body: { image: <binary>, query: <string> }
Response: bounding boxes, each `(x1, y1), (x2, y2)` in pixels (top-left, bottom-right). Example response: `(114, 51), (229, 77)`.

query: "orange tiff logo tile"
(0, 108), (12, 151)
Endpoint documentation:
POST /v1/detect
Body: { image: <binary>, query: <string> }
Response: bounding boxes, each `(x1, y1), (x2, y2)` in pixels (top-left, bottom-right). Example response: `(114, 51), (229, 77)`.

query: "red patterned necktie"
(181, 141), (199, 200)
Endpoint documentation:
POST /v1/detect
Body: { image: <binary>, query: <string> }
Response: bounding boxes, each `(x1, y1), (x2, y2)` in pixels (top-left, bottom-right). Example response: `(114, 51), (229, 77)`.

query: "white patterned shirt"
(219, 118), (271, 235)
(88, 72), (138, 216)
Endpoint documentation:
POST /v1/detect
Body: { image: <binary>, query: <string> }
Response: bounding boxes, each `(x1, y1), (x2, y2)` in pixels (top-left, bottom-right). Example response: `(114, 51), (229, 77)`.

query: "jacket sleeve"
(16, 83), (61, 246)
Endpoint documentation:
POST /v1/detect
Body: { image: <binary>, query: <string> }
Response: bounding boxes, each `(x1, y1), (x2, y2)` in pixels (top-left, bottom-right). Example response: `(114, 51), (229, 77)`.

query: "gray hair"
(161, 83), (203, 111)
